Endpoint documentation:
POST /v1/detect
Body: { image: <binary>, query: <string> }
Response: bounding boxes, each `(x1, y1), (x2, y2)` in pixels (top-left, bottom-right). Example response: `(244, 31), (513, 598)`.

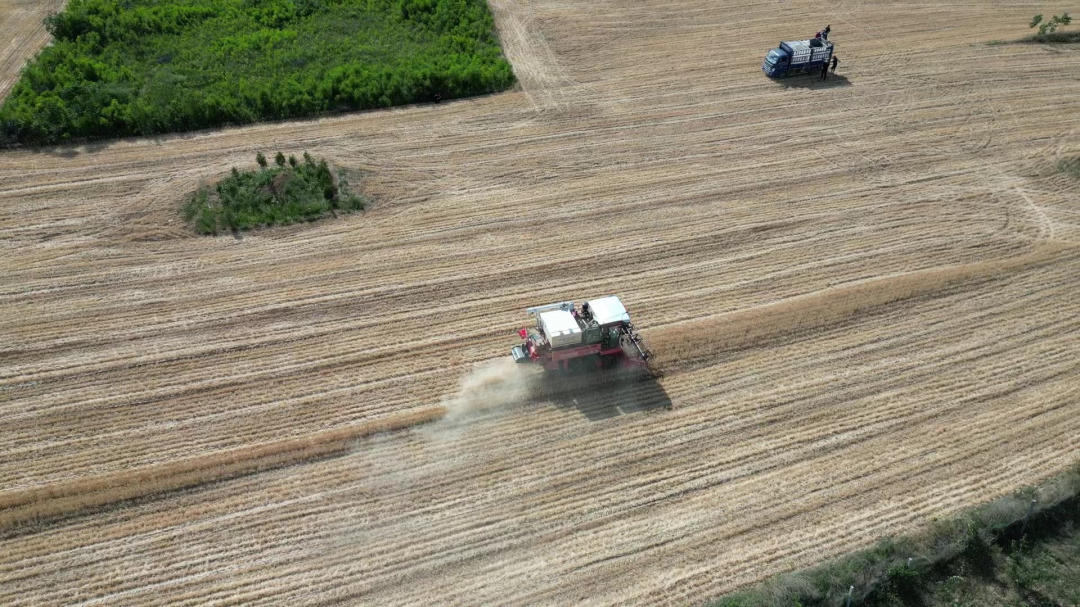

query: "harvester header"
(511, 296), (651, 371)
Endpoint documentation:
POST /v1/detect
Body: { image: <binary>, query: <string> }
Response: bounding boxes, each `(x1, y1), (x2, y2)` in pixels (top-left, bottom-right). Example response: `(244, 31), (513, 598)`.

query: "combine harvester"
(761, 37), (834, 78)
(511, 296), (652, 373)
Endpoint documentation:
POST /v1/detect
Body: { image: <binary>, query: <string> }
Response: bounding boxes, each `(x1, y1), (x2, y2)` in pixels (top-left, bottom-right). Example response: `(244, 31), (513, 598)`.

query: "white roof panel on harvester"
(539, 309), (582, 348)
(587, 296), (630, 326)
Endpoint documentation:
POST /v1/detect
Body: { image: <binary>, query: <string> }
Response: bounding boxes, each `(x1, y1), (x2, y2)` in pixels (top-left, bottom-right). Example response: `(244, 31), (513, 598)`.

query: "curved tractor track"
(1, 0), (1079, 604)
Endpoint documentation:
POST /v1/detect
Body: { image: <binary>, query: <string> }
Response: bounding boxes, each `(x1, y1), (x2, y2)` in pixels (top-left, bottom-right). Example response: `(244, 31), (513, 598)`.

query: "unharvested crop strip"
(648, 244), (1073, 372)
(0, 407), (446, 530)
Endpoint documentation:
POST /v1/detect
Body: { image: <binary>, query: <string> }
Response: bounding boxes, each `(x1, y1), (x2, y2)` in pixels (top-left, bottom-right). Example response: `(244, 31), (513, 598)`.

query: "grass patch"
(1019, 31), (1080, 43)
(1058, 157), (1080, 180)
(183, 152), (367, 235)
(712, 461), (1080, 606)
(984, 31), (1080, 46)
(0, 0), (515, 145)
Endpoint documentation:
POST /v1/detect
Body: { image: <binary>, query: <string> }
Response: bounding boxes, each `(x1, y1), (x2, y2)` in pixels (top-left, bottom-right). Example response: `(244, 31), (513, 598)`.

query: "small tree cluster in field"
(183, 152), (366, 235)
(1030, 12), (1072, 38)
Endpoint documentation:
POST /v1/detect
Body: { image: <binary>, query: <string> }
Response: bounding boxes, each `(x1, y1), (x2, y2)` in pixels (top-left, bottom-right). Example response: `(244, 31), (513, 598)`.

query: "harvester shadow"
(539, 371), (672, 422)
(774, 74), (851, 89)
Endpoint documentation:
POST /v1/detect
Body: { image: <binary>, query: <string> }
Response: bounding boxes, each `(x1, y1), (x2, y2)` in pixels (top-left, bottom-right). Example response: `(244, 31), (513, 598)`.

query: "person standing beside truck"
(831, 55), (839, 73)
(820, 61), (829, 81)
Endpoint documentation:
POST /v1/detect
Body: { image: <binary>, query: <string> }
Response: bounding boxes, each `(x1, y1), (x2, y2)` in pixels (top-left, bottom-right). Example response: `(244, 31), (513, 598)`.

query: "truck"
(762, 38), (834, 78)
(510, 296), (652, 372)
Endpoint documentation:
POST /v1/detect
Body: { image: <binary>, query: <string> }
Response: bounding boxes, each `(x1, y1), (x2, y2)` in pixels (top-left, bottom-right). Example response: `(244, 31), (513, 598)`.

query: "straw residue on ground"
(0, 0), (1078, 604)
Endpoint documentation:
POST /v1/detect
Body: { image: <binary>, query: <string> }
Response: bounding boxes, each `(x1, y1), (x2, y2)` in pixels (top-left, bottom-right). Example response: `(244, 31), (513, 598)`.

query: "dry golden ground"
(1, 0), (1079, 604)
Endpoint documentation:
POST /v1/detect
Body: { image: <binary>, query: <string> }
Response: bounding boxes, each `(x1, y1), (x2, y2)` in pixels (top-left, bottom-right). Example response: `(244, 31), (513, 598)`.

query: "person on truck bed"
(823, 25), (831, 40)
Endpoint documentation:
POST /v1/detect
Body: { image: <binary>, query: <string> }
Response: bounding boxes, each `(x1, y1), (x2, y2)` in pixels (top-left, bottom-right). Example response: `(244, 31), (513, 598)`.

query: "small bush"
(882, 562), (920, 595)
(1030, 12), (1072, 38)
(184, 152), (368, 234)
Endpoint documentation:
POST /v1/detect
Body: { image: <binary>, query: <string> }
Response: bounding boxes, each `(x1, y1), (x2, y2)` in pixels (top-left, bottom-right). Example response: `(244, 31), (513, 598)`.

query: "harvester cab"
(511, 296), (652, 372)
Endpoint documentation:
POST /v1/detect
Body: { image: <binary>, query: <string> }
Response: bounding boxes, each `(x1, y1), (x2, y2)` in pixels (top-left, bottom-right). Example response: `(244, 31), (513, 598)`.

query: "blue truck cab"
(762, 38), (834, 77)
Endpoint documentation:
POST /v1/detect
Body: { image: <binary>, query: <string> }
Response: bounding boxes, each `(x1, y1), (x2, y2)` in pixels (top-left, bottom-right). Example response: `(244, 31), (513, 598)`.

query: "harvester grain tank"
(511, 296), (652, 371)
(762, 38), (834, 78)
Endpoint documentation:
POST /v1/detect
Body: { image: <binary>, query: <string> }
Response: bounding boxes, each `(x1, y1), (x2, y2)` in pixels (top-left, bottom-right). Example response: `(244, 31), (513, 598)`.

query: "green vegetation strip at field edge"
(712, 462), (1080, 606)
(0, 0), (515, 145)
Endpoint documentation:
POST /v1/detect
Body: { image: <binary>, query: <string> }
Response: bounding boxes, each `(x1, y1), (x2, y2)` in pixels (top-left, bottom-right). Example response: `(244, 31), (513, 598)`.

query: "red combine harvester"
(511, 296), (652, 372)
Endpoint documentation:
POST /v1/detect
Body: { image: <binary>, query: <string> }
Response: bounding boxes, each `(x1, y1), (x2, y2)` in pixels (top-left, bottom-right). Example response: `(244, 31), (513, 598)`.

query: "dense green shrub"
(183, 152), (366, 234)
(0, 0), (515, 145)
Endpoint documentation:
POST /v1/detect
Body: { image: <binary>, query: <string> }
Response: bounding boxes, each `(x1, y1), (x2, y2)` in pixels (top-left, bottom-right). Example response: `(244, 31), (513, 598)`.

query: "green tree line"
(0, 0), (515, 145)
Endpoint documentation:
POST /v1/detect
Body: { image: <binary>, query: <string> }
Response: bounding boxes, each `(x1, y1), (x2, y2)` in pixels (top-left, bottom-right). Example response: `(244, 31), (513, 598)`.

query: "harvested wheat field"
(1, 0), (1080, 603)
(0, 0), (64, 101)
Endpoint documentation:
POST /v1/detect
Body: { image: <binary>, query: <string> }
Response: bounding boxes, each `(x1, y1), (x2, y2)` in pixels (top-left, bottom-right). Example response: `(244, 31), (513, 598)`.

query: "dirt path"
(0, 0), (1078, 604)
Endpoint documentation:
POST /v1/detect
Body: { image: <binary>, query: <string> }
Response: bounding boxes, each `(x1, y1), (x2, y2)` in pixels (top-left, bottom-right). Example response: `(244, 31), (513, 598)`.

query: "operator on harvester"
(581, 301), (593, 322)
